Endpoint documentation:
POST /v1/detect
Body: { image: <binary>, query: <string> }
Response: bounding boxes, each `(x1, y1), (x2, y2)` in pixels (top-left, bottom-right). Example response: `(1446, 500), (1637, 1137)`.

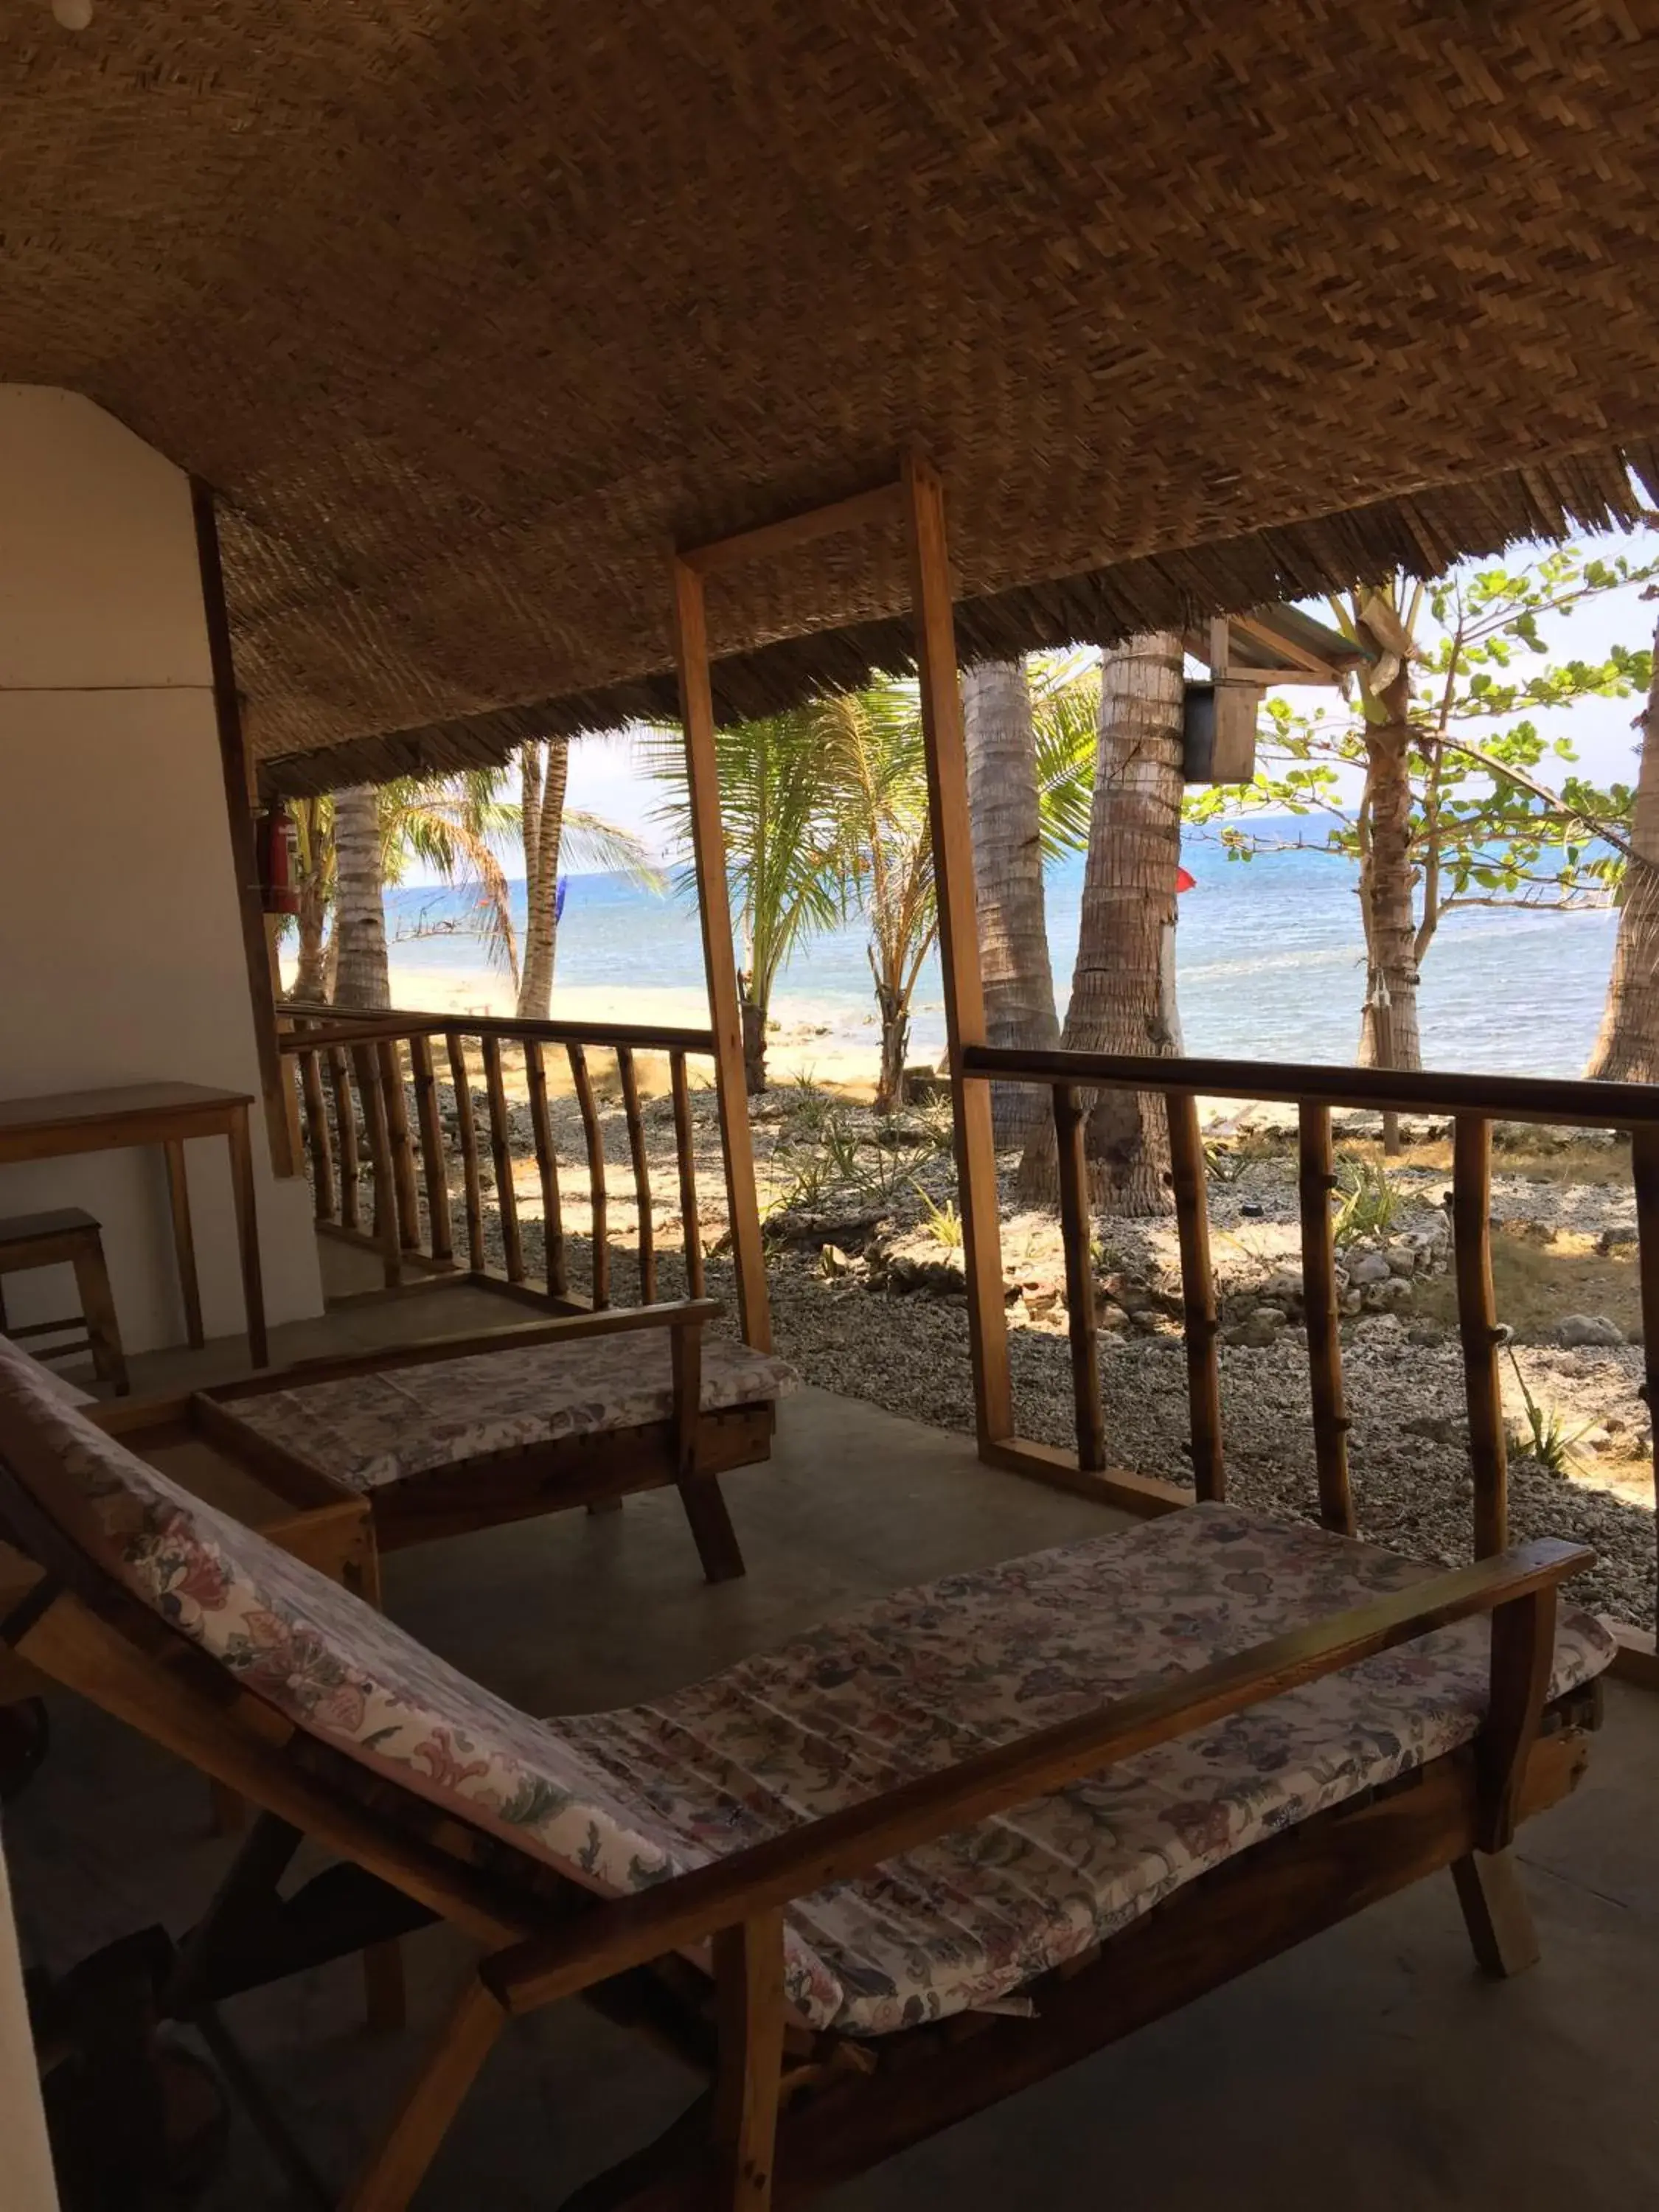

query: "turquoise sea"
(383, 828), (1620, 1079)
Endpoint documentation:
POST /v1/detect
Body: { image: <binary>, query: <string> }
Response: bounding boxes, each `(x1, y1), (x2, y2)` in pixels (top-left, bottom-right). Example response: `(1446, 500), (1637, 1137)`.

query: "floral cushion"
(0, 1336), (1613, 2038)
(219, 1332), (799, 1492)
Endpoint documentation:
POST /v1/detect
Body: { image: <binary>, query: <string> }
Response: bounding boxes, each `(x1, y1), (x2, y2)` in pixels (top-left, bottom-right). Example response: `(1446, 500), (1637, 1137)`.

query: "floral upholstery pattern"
(0, 1335), (1613, 2037)
(221, 1331), (799, 1492)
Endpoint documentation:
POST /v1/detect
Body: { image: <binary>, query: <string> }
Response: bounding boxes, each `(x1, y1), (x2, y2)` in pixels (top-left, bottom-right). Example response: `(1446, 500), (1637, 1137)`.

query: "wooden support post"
(616, 1046), (658, 1304)
(567, 1042), (610, 1310)
(524, 1041), (568, 1297)
(1167, 1090), (1223, 1500)
(351, 1044), (403, 1287)
(378, 1038), (422, 1253)
(901, 452), (1012, 1449)
(298, 1047), (336, 1222)
(408, 1034), (453, 1265)
(480, 1034), (524, 1282)
(1630, 1122), (1659, 1645)
(670, 1048), (706, 1299)
(1054, 1086), (1105, 1472)
(330, 1048), (361, 1232)
(669, 558), (772, 1352)
(445, 1034), (485, 1273)
(1453, 1114), (1506, 1557)
(189, 477), (297, 1180)
(1298, 1102), (1354, 1534)
(711, 1910), (787, 2210)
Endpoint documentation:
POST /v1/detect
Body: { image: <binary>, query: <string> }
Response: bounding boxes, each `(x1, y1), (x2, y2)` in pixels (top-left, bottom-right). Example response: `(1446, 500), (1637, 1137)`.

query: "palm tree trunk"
(1355, 665), (1422, 1150)
(874, 983), (910, 1114)
(1588, 612), (1659, 1081)
(963, 661), (1060, 1148)
(1019, 631), (1185, 1216)
(740, 990), (767, 1094)
(330, 784), (391, 1009)
(516, 738), (569, 1019)
(287, 797), (330, 1001)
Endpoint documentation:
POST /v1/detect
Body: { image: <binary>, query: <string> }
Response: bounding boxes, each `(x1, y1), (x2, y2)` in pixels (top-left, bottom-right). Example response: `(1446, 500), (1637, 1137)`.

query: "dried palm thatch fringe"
(4, 3), (1659, 793)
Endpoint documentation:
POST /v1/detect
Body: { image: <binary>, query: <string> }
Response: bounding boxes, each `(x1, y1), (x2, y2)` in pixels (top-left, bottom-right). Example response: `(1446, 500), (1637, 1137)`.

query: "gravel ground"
(337, 1077), (1657, 1630)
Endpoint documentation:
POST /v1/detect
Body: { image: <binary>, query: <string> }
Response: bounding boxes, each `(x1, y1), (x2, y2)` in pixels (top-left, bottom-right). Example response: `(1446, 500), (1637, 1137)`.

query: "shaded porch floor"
(6, 1281), (1658, 2208)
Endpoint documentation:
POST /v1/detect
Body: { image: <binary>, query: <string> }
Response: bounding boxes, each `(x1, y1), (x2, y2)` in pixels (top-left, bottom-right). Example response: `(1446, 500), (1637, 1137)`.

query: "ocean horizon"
(380, 826), (1621, 1081)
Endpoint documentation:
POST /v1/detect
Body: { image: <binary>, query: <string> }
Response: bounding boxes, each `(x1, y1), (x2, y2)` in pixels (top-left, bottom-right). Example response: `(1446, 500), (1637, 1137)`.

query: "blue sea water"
(383, 827), (1619, 1079)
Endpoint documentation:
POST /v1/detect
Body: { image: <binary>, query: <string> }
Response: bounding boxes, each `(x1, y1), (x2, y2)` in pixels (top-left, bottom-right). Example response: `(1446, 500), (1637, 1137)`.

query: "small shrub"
(1503, 1343), (1598, 1477)
(1333, 1158), (1398, 1248)
(913, 1181), (965, 1251)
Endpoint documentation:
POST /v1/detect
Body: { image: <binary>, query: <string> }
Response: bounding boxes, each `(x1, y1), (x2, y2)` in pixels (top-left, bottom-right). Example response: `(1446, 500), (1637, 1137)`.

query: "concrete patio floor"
(4, 1286), (1657, 2208)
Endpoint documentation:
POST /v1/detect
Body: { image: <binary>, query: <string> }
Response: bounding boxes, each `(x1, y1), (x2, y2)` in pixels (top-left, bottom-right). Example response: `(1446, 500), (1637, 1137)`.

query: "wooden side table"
(0, 1084), (268, 1367)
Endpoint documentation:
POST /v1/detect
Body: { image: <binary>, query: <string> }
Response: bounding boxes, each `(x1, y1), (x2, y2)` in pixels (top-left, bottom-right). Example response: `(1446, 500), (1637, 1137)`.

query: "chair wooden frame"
(0, 1392), (1601, 2212)
(192, 1301), (775, 1585)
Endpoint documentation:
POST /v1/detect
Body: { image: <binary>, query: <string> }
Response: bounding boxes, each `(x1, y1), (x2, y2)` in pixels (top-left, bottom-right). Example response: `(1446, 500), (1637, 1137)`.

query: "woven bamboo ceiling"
(6, 3), (1659, 793)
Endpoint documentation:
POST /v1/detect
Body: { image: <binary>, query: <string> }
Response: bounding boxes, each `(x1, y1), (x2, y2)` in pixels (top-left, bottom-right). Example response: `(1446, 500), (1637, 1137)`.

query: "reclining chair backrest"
(0, 1337), (704, 1899)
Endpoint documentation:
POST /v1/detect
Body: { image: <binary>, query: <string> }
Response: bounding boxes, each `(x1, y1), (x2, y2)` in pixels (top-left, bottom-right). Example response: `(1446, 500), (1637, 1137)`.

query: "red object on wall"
(255, 801), (300, 915)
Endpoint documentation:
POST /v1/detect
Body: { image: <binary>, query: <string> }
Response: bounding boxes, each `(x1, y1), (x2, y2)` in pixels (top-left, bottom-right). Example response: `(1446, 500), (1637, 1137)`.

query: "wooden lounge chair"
(0, 1335), (1613, 2212)
(180, 1299), (798, 1585)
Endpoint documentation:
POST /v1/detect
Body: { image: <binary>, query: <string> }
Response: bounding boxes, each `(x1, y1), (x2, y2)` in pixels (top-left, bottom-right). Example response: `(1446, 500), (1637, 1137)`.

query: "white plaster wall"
(0, 386), (321, 1353)
(0, 1827), (59, 2211)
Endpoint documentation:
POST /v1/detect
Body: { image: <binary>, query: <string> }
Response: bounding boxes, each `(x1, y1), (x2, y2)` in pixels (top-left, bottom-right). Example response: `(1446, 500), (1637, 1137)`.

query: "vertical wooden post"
(616, 1046), (658, 1304)
(351, 1044), (402, 1287)
(330, 1048), (361, 1232)
(479, 1034), (524, 1283)
(567, 1042), (611, 1310)
(1297, 1103), (1354, 1534)
(408, 1034), (453, 1265)
(1629, 1121), (1659, 1643)
(298, 1046), (336, 1222)
(189, 478), (297, 1179)
(524, 1041), (568, 1298)
(670, 1048), (706, 1299)
(1166, 1090), (1224, 1500)
(669, 558), (772, 1352)
(1453, 1114), (1506, 1557)
(901, 452), (1012, 1450)
(445, 1034), (485, 1273)
(711, 1910), (787, 2210)
(378, 1038), (422, 1253)
(1054, 1085), (1105, 1471)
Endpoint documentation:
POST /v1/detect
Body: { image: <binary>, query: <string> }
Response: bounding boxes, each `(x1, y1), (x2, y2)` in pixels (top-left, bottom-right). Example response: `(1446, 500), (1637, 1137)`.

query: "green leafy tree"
(1186, 546), (1655, 1141)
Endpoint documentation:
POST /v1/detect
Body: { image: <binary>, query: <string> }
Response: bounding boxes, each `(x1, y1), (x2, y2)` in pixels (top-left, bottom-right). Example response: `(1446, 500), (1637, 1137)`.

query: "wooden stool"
(0, 1208), (130, 1395)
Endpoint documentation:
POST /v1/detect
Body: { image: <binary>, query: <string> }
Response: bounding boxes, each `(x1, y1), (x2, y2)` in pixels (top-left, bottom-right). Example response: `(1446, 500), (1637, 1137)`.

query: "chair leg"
(72, 1237), (130, 1395)
(678, 1474), (745, 1583)
(712, 1910), (786, 2211)
(1452, 1849), (1540, 1978)
(340, 1975), (504, 2212)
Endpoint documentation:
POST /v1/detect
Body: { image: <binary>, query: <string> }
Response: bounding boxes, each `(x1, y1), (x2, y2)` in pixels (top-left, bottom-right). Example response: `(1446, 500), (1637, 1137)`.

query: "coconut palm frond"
(559, 810), (665, 891)
(1031, 655), (1099, 863)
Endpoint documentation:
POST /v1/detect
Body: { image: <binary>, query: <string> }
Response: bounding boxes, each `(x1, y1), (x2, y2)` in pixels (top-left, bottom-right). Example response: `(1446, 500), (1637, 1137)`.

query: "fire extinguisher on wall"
(254, 800), (301, 916)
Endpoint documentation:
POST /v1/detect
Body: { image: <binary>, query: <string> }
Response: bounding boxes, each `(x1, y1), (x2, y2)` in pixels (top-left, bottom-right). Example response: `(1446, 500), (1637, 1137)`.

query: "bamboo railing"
(276, 1004), (720, 1315)
(961, 1044), (1659, 1638)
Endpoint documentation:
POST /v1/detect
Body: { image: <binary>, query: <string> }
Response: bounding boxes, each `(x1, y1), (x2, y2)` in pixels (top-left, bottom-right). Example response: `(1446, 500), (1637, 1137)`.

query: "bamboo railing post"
(1166, 1091), (1224, 1501)
(350, 1044), (402, 1287)
(567, 1043), (611, 1310)
(329, 1047), (361, 1232)
(901, 452), (1013, 1451)
(298, 1045), (336, 1222)
(669, 1048), (706, 1300)
(408, 1034), (453, 1265)
(1629, 1122), (1659, 1641)
(524, 1041), (568, 1298)
(711, 1909), (787, 2211)
(445, 1034), (485, 1273)
(1297, 1102), (1354, 1535)
(1053, 1085), (1106, 1472)
(616, 1046), (657, 1304)
(479, 1034), (524, 1282)
(377, 1038), (422, 1253)
(1453, 1114), (1507, 1557)
(669, 557), (771, 1352)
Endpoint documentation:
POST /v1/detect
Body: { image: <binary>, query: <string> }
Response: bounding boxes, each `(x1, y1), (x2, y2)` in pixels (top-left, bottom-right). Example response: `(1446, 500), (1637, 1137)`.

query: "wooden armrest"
(203, 1300), (724, 1402)
(484, 1537), (1590, 2015)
